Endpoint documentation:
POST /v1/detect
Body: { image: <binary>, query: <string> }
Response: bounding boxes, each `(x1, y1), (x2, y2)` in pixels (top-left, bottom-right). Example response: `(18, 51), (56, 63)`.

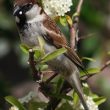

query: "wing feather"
(43, 15), (85, 71)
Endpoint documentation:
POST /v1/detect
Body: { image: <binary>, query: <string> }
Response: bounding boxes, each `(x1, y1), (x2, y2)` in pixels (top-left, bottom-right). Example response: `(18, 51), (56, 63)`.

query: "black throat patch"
(14, 3), (33, 29)
(16, 13), (27, 29)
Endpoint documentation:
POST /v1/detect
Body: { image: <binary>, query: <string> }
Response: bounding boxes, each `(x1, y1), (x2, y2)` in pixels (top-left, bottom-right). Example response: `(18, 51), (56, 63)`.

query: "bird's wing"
(43, 15), (67, 48)
(64, 46), (86, 71)
(43, 15), (85, 70)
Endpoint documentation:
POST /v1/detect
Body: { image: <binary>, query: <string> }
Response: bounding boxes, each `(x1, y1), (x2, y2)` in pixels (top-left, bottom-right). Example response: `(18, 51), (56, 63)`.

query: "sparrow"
(13, 0), (89, 109)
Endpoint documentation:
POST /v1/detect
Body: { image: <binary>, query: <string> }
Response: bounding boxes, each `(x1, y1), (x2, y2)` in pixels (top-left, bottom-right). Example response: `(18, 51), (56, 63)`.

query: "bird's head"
(13, 0), (43, 27)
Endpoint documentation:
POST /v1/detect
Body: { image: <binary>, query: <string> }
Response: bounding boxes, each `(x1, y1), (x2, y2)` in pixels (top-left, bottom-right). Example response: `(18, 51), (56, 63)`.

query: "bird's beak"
(13, 6), (20, 16)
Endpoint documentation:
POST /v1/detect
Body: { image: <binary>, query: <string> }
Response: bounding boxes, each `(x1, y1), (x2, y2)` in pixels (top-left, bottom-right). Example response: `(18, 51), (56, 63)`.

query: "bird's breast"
(44, 43), (77, 76)
(20, 21), (46, 48)
(19, 21), (77, 76)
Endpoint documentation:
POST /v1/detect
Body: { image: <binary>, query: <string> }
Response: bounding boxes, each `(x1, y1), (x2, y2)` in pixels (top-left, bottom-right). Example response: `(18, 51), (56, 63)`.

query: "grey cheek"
(15, 16), (20, 23)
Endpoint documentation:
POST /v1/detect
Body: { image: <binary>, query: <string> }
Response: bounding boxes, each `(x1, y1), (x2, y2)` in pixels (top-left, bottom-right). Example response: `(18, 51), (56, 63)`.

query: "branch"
(28, 49), (57, 98)
(44, 81), (72, 110)
(45, 72), (58, 83)
(81, 60), (110, 82)
(76, 0), (84, 14)
(28, 49), (41, 81)
(69, 0), (84, 49)
(81, 74), (95, 83)
(78, 33), (96, 41)
(101, 60), (110, 71)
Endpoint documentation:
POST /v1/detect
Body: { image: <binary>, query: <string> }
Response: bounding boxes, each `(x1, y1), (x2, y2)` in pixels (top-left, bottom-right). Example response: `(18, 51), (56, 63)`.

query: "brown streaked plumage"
(13, 0), (89, 109)
(14, 0), (35, 6)
(43, 14), (85, 70)
(43, 14), (67, 46)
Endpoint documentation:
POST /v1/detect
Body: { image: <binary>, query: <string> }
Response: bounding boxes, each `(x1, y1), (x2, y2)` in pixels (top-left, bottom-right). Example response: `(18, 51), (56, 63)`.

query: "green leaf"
(39, 64), (48, 71)
(56, 94), (73, 101)
(48, 92), (73, 101)
(37, 36), (45, 51)
(5, 96), (26, 110)
(93, 97), (106, 105)
(87, 68), (100, 74)
(28, 101), (47, 110)
(60, 16), (67, 26)
(41, 47), (67, 63)
(56, 77), (64, 94)
(60, 94), (73, 101)
(81, 68), (100, 75)
(20, 44), (29, 54)
(82, 57), (96, 62)
(72, 12), (79, 20)
(83, 86), (90, 96)
(73, 92), (79, 106)
(56, 101), (73, 110)
(34, 49), (43, 59)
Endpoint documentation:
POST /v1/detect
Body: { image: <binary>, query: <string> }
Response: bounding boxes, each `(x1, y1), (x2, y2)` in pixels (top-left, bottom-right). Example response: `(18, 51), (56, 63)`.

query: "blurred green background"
(0, 0), (110, 109)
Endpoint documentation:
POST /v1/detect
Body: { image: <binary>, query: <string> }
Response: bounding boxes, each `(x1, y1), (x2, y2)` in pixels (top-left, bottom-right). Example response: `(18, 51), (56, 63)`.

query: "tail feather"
(67, 70), (89, 110)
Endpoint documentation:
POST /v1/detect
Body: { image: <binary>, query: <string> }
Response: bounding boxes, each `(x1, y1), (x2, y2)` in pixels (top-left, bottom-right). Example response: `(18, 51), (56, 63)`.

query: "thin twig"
(81, 60), (110, 81)
(76, 0), (84, 14)
(69, 0), (84, 49)
(78, 33), (96, 41)
(101, 60), (110, 71)
(69, 25), (77, 49)
(81, 74), (96, 83)
(45, 72), (58, 83)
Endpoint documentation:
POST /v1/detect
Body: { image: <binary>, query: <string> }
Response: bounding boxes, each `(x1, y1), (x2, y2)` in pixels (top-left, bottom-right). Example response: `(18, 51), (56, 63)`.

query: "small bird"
(13, 0), (89, 109)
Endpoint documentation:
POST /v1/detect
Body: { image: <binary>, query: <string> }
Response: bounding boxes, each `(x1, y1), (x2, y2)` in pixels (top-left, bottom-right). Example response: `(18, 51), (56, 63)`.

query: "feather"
(14, 0), (36, 7)
(43, 14), (87, 72)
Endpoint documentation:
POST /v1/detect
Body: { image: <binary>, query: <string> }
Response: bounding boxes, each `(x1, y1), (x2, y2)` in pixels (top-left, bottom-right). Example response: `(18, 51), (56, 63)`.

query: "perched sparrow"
(13, 0), (89, 109)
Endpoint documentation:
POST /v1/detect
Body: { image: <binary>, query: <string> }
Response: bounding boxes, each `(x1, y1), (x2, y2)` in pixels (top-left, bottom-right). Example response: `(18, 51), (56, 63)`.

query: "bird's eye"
(19, 11), (23, 15)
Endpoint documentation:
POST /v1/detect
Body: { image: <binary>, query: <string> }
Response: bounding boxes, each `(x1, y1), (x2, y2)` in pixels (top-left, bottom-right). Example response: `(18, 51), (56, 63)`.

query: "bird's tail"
(66, 70), (89, 110)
